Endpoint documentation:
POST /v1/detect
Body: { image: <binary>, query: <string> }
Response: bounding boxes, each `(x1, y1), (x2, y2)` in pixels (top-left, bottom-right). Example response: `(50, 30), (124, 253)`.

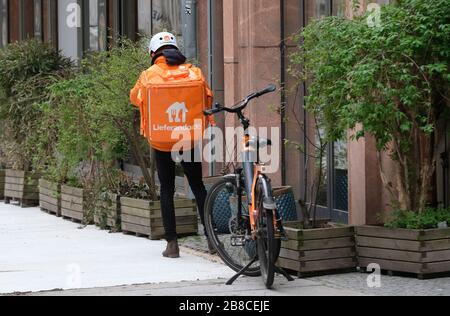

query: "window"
(34, 0), (43, 39)
(88, 0), (99, 50)
(306, 0), (331, 23)
(83, 0), (107, 52)
(332, 0), (390, 17)
(43, 0), (58, 47)
(332, 0), (346, 17)
(0, 0), (7, 47)
(98, 0), (107, 50)
(137, 0), (182, 39)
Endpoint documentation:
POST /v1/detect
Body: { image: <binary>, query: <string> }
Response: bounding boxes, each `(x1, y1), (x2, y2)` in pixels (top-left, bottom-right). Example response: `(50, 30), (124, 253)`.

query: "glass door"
(302, 0), (349, 223)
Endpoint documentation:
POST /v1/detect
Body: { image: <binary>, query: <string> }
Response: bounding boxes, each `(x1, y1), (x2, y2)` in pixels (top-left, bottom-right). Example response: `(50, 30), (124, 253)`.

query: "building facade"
(0, 0), (448, 225)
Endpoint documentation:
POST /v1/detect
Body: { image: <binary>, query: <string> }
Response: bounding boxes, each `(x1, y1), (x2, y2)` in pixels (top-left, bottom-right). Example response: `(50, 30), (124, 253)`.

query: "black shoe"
(163, 238), (180, 258)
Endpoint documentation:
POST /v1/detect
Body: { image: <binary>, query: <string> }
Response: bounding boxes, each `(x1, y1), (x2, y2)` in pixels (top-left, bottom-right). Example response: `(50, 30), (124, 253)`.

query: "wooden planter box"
(120, 197), (198, 240)
(61, 185), (91, 223)
(356, 226), (450, 279)
(4, 170), (40, 207)
(0, 170), (5, 200)
(94, 192), (120, 231)
(278, 223), (357, 277)
(39, 179), (61, 217)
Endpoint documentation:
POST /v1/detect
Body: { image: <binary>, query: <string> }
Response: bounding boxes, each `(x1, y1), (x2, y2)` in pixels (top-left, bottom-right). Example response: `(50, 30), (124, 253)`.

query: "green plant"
(385, 208), (450, 230)
(45, 39), (158, 200)
(81, 40), (158, 200)
(0, 39), (73, 170)
(290, 0), (450, 214)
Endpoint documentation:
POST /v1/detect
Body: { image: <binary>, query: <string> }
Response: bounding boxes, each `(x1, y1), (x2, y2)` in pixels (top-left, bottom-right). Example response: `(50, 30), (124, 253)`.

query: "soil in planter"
(4, 170), (40, 207)
(356, 226), (450, 279)
(121, 197), (198, 240)
(278, 222), (357, 277)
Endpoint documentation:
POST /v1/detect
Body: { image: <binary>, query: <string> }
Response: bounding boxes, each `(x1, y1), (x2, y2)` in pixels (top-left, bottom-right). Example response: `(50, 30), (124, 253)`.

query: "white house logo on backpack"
(166, 102), (189, 123)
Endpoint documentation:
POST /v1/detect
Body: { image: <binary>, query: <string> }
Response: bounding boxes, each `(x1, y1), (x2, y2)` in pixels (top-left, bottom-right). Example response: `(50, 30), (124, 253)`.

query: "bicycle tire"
(204, 178), (261, 277)
(255, 181), (280, 289)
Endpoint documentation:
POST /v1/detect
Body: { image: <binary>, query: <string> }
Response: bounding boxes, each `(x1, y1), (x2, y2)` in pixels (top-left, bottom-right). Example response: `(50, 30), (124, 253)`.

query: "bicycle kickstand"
(275, 266), (295, 282)
(226, 256), (258, 286)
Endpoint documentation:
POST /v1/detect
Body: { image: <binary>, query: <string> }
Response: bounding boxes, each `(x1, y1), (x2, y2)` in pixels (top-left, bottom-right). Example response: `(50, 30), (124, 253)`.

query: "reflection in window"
(85, 0), (107, 52)
(89, 0), (99, 50)
(315, 148), (328, 207)
(0, 0), (7, 47)
(152, 0), (181, 35)
(332, 0), (390, 18)
(306, 0), (331, 22)
(34, 0), (42, 39)
(333, 140), (348, 211)
(98, 0), (107, 51)
(137, 0), (182, 37)
(138, 0), (152, 36)
(332, 0), (346, 17)
(43, 0), (58, 47)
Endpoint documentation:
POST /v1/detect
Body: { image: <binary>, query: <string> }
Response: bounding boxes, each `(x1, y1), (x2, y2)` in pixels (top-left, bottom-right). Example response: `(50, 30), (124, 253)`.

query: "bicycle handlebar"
(203, 84), (277, 116)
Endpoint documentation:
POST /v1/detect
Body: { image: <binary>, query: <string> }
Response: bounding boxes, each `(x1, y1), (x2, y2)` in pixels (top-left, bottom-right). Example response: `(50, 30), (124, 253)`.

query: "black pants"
(154, 149), (207, 242)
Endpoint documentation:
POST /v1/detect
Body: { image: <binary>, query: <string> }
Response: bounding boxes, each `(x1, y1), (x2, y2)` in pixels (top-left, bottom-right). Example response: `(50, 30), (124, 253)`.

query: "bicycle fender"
(258, 175), (277, 210)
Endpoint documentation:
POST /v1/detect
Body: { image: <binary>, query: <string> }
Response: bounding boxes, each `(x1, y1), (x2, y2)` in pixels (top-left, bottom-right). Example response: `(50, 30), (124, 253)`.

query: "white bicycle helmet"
(149, 32), (178, 54)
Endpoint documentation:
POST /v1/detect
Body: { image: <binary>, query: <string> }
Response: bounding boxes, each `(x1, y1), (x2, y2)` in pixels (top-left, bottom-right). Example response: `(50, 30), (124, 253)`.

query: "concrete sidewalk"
(3, 201), (449, 296)
(24, 277), (365, 296)
(0, 202), (233, 294)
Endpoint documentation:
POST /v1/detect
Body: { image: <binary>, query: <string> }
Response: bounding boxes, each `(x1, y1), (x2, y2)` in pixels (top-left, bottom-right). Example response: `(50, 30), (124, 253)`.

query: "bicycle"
(203, 84), (294, 289)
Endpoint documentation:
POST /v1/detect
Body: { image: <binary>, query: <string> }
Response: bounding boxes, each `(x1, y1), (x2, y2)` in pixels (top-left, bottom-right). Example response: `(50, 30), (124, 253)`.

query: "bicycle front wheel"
(204, 178), (260, 277)
(255, 181), (280, 289)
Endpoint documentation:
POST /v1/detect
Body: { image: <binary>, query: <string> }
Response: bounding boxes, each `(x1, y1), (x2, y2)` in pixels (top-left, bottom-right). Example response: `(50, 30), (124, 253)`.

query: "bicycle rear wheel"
(204, 178), (260, 277)
(255, 181), (280, 289)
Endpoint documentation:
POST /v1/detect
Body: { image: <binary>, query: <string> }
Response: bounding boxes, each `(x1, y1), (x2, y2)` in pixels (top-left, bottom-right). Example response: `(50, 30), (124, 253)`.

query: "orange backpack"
(141, 64), (208, 152)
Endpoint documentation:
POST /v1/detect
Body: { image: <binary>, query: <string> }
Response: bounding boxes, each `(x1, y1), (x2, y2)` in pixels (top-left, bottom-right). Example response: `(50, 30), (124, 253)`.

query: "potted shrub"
(279, 223), (357, 277)
(120, 178), (198, 240)
(94, 190), (121, 231)
(60, 178), (95, 224)
(291, 1), (450, 278)
(4, 170), (40, 207)
(38, 178), (61, 216)
(93, 173), (136, 232)
(0, 40), (72, 207)
(276, 151), (356, 276)
(357, 209), (450, 279)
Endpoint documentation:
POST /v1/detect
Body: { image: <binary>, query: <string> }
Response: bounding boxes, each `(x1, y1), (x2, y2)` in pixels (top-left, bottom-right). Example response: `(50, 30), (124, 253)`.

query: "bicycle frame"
(204, 84), (280, 238)
(204, 84), (295, 287)
(239, 130), (277, 237)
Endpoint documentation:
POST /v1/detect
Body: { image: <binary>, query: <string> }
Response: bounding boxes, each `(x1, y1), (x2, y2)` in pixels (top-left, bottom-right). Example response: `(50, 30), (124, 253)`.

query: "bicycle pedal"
(231, 236), (246, 247)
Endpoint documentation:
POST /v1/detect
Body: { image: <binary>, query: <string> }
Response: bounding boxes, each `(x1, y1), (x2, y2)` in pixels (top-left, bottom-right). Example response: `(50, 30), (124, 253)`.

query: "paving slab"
(0, 203), (233, 294)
